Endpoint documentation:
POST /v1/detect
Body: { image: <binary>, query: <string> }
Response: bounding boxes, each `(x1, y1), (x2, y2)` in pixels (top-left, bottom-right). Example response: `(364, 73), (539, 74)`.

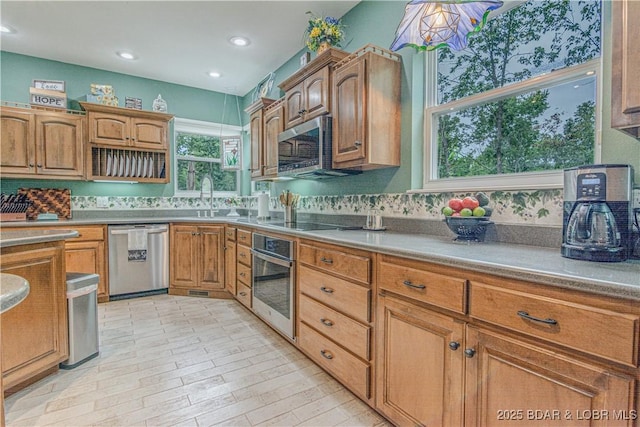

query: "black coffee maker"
(562, 164), (634, 262)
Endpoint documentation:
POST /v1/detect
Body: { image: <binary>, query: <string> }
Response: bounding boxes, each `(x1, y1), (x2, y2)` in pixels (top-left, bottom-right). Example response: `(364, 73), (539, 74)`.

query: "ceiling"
(0, 1), (360, 97)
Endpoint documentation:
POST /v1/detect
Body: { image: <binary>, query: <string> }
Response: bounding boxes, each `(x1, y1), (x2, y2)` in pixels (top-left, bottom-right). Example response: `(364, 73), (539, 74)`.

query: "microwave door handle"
(250, 248), (293, 268)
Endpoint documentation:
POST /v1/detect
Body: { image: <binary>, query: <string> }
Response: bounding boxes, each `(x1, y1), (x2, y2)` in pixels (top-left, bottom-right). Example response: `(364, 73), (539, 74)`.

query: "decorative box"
(29, 87), (67, 109)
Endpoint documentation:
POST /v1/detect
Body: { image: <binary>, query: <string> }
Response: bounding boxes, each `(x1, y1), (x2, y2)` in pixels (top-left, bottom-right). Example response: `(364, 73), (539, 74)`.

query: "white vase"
(227, 207), (240, 217)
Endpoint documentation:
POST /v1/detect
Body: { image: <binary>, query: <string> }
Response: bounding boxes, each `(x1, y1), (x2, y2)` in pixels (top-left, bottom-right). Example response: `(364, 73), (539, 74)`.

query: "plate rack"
(90, 147), (166, 182)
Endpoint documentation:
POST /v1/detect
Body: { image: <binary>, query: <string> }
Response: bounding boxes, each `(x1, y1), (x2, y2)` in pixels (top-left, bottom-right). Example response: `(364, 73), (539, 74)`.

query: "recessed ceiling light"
(208, 71), (221, 78)
(117, 51), (136, 60)
(229, 36), (250, 47)
(1, 25), (15, 34)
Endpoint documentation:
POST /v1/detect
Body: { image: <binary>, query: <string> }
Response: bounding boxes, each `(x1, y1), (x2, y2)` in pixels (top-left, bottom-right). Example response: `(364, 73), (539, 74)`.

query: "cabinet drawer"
(236, 282), (252, 309)
(299, 294), (370, 361)
(299, 243), (370, 284)
(225, 227), (236, 241)
(378, 256), (467, 314)
(236, 245), (252, 267)
(298, 322), (370, 399)
(470, 282), (640, 366)
(299, 265), (370, 323)
(67, 226), (105, 242)
(237, 262), (251, 287)
(236, 229), (251, 246)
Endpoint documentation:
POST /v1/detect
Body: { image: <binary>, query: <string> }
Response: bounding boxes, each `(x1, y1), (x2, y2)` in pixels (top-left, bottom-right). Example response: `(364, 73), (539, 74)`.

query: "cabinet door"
(0, 243), (67, 389)
(199, 226), (225, 290)
(263, 103), (283, 177)
(465, 326), (637, 426)
(130, 118), (168, 150)
(170, 225), (199, 288)
(89, 112), (129, 146)
(284, 81), (305, 129)
(304, 67), (330, 120)
(65, 240), (108, 301)
(611, 0), (640, 136)
(376, 294), (465, 426)
(249, 109), (264, 178)
(35, 113), (84, 177)
(332, 58), (366, 166)
(1, 108), (35, 175)
(225, 240), (237, 295)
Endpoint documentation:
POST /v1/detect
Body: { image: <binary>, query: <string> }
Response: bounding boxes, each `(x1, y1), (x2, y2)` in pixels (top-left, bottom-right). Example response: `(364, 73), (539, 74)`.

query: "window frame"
(173, 117), (242, 197)
(421, 3), (603, 193)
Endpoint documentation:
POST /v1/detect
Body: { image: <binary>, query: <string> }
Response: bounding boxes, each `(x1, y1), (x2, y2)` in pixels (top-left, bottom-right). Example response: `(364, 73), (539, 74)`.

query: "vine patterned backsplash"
(72, 189), (640, 227)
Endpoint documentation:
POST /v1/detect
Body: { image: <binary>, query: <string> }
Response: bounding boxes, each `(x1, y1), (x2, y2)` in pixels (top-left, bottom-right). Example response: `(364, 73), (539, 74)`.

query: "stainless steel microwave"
(277, 116), (360, 179)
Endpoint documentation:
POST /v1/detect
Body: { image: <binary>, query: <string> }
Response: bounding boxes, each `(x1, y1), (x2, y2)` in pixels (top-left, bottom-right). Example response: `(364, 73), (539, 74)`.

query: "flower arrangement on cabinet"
(304, 11), (345, 53)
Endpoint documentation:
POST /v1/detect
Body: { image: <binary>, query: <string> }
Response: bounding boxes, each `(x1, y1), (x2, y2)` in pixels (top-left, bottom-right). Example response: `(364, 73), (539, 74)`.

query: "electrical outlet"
(96, 196), (109, 208)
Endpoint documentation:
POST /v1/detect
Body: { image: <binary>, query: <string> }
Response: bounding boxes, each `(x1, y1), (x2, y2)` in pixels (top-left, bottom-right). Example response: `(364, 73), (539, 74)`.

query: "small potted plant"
(304, 12), (345, 54)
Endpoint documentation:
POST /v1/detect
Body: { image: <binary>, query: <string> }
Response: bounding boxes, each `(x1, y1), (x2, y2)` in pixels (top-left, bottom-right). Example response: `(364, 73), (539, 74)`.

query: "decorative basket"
(444, 217), (493, 242)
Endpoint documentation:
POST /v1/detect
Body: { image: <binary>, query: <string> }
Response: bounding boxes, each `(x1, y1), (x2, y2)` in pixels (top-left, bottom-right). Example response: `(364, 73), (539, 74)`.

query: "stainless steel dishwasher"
(108, 224), (169, 299)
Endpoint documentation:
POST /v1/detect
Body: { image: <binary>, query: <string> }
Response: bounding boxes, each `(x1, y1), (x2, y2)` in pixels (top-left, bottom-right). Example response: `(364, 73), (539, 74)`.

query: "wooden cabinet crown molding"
(278, 47), (349, 92)
(79, 102), (174, 122)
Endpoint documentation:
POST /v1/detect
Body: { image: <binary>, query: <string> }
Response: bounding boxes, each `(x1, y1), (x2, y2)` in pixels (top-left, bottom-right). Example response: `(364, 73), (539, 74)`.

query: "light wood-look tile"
(5, 295), (390, 426)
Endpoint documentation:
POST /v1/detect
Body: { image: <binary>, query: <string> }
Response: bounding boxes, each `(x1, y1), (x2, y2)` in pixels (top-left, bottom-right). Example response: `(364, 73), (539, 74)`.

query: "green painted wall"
(2, 1), (638, 199)
(0, 51), (246, 196)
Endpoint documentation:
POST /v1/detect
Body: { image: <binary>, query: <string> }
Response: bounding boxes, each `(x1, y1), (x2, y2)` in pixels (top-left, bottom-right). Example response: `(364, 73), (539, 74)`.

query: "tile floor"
(4, 295), (391, 427)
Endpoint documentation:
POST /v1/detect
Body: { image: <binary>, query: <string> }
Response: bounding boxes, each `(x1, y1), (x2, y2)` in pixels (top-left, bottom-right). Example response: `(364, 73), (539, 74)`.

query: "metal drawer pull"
(403, 280), (426, 290)
(320, 350), (334, 360)
(240, 253), (246, 257)
(320, 286), (334, 294)
(320, 257), (333, 264)
(239, 292), (247, 296)
(320, 318), (334, 327)
(517, 310), (558, 325)
(239, 272), (246, 277)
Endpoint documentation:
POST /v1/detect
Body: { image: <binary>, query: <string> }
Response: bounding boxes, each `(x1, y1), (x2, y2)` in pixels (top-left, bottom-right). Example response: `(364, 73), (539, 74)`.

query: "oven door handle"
(250, 248), (293, 268)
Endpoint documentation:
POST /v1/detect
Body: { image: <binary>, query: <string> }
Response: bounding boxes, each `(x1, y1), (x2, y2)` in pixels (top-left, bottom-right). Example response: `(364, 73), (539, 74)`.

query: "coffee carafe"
(562, 164), (633, 262)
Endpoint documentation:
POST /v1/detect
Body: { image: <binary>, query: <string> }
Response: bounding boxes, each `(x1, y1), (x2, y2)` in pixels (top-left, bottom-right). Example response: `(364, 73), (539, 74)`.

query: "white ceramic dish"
(106, 153), (112, 176)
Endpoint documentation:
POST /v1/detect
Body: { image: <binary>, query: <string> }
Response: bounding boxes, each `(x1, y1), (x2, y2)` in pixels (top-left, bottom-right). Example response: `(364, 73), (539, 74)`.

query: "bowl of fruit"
(443, 193), (493, 242)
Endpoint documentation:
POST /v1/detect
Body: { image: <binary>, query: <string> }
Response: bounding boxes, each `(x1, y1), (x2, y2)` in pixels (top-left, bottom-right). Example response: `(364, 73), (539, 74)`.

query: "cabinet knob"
(239, 291), (247, 296)
(448, 341), (460, 351)
(320, 286), (334, 294)
(464, 348), (476, 358)
(28, 163), (34, 168)
(320, 318), (334, 327)
(298, 109), (307, 116)
(354, 141), (362, 146)
(36, 164), (43, 168)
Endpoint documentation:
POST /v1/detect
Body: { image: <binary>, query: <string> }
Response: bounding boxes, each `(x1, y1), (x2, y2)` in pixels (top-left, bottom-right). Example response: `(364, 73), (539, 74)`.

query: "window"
(174, 118), (241, 196)
(424, 0), (602, 191)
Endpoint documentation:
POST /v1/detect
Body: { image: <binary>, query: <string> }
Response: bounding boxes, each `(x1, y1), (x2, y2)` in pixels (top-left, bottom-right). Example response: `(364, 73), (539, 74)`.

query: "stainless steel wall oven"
(251, 233), (295, 340)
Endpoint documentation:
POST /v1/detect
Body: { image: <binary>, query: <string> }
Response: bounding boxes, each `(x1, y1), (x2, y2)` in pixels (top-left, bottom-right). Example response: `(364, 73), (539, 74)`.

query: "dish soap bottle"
(152, 94), (167, 112)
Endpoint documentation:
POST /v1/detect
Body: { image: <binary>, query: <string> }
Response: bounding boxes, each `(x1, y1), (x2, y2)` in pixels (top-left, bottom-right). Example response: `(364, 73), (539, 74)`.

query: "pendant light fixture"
(390, 0), (503, 52)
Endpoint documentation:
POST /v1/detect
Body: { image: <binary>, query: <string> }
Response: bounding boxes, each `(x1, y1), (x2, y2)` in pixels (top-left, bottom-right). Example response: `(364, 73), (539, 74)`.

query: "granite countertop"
(2, 215), (638, 300)
(0, 229), (79, 248)
(0, 273), (30, 313)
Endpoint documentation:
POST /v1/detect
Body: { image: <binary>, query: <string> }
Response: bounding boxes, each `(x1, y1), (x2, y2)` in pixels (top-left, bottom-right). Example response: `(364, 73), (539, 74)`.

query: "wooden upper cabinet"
(279, 47), (348, 130)
(611, 0), (640, 138)
(1, 107), (35, 175)
(82, 103), (171, 150)
(263, 100), (284, 177)
(332, 46), (401, 170)
(0, 106), (84, 179)
(36, 112), (84, 177)
(245, 98), (276, 180)
(283, 67), (330, 129)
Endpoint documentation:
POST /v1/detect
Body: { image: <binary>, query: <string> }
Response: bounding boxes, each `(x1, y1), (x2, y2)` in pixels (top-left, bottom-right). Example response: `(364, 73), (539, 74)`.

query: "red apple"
(448, 198), (464, 212)
(462, 196), (479, 210)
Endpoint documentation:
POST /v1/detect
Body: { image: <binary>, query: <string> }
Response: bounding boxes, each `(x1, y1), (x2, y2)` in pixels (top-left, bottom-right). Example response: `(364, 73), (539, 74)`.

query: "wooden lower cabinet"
(63, 226), (108, 302)
(169, 224), (226, 297)
(0, 241), (68, 390)
(235, 228), (252, 308)
(376, 292), (465, 426)
(465, 326), (637, 426)
(224, 239), (237, 296)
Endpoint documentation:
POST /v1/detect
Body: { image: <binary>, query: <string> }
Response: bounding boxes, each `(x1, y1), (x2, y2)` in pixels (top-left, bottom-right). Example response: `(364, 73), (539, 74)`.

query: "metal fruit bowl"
(444, 217), (493, 241)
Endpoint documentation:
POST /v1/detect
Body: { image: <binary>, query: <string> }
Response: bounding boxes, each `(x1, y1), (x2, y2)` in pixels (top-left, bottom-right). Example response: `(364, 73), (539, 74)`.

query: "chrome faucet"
(200, 175), (216, 217)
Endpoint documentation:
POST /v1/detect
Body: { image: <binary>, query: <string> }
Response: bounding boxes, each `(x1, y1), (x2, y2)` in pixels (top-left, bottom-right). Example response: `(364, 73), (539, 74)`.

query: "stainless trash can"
(60, 272), (99, 369)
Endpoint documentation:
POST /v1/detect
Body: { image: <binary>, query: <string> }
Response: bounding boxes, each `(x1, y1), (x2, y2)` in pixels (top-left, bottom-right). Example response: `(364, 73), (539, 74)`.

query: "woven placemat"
(18, 188), (71, 220)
